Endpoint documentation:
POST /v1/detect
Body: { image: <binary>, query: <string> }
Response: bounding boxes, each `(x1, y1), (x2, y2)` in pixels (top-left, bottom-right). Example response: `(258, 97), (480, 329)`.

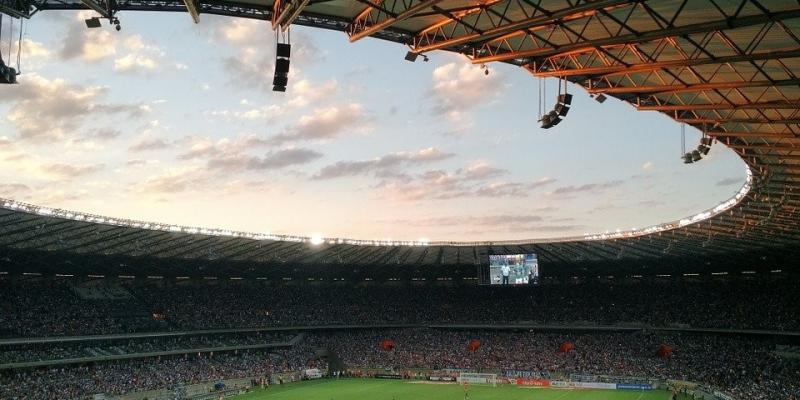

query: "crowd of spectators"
(0, 347), (315, 400)
(1, 277), (798, 337)
(0, 332), (294, 364)
(1, 328), (798, 400)
(307, 329), (800, 399)
(1, 277), (799, 399)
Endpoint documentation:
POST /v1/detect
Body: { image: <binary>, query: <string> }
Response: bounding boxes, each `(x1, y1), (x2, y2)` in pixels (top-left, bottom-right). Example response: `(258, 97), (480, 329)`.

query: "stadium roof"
(1, 0), (799, 277)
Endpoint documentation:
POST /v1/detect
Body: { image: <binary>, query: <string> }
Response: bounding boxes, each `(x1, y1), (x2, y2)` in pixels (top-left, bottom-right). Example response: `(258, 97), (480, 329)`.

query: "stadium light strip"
(0, 167), (752, 247)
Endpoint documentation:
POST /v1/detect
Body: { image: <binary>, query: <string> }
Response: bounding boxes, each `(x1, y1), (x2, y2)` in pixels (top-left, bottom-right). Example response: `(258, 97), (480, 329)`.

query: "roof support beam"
(587, 79), (800, 95)
(532, 49), (800, 78)
(347, 0), (445, 43)
(471, 8), (800, 64)
(183, 0), (200, 23)
(707, 131), (797, 139)
(80, 0), (111, 18)
(0, 0), (31, 18)
(410, 0), (631, 54)
(637, 101), (800, 111)
(676, 118), (800, 125)
(272, 0), (310, 30)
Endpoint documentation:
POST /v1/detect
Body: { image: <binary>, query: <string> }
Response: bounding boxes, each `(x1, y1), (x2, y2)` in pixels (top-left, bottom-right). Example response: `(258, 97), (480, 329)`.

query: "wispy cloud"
(206, 147), (323, 172)
(269, 103), (369, 145)
(313, 147), (454, 180)
(552, 180), (624, 195)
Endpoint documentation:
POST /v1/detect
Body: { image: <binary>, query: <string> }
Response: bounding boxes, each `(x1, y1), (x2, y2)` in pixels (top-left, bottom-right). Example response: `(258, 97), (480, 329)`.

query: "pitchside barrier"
(457, 372), (498, 387)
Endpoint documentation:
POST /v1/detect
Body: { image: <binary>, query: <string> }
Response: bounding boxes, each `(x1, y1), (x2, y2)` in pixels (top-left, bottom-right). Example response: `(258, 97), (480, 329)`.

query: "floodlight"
(404, 51), (418, 62)
(85, 17), (102, 28)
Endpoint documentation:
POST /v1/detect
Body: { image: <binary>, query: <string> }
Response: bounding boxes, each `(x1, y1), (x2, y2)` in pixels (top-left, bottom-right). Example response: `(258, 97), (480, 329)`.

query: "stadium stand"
(0, 276), (799, 399)
(2, 278), (799, 337)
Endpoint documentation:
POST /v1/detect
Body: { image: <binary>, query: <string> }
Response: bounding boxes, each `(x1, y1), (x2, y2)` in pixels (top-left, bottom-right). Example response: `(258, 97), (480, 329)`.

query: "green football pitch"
(235, 378), (672, 400)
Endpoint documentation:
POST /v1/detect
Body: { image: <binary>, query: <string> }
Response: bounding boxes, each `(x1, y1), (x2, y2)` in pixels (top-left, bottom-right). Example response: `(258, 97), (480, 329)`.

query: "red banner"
(516, 378), (550, 387)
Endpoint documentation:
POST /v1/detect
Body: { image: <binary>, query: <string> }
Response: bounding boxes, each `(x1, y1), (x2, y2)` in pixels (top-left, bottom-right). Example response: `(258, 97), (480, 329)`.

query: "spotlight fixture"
(85, 17), (102, 28)
(422, 55), (429, 62)
(682, 153), (694, 164)
(593, 93), (607, 103)
(480, 64), (489, 75)
(404, 51), (418, 62)
(272, 40), (291, 92)
(691, 150), (702, 162)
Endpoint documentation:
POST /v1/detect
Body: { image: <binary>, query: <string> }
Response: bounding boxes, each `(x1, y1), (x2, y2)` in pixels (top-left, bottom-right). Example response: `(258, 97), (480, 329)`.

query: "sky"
(0, 11), (749, 242)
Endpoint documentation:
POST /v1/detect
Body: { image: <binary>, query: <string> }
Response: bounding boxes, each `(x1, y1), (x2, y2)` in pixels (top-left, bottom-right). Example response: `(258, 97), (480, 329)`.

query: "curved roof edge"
(0, 168), (751, 247)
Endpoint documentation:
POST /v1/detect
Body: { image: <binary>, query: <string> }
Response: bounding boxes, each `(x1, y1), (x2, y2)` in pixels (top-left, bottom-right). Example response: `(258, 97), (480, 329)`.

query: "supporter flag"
(656, 344), (673, 358)
(559, 342), (574, 353)
(380, 339), (395, 351)
(468, 339), (481, 352)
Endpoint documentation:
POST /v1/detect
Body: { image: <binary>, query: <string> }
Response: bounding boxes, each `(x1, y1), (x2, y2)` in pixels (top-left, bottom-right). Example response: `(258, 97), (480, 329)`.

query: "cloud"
(38, 163), (105, 179)
(89, 128), (123, 140)
(552, 180), (624, 195)
(1, 74), (146, 141)
(312, 147), (454, 180)
(206, 147), (323, 172)
(459, 161), (507, 180)
(60, 22), (116, 62)
(139, 167), (205, 194)
(430, 61), (502, 116)
(269, 103), (369, 145)
(474, 182), (530, 197)
(642, 161), (654, 171)
(113, 35), (164, 74)
(129, 138), (172, 152)
(374, 167), (554, 202)
(207, 79), (341, 124)
(21, 39), (51, 59)
(177, 134), (272, 161)
(388, 214), (545, 227)
(0, 183), (31, 195)
(715, 177), (743, 186)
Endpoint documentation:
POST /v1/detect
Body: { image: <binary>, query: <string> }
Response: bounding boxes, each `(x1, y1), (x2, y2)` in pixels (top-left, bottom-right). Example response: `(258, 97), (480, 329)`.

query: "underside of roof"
(0, 0), (798, 277)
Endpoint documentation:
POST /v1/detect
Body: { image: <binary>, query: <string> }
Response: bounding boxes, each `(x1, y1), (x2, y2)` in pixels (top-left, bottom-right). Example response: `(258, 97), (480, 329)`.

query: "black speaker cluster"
(272, 43), (291, 92)
(683, 137), (714, 164)
(0, 59), (17, 84)
(539, 93), (572, 129)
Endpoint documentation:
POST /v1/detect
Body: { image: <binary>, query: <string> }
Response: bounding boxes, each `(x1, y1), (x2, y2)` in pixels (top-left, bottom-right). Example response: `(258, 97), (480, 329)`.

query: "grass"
(234, 378), (672, 400)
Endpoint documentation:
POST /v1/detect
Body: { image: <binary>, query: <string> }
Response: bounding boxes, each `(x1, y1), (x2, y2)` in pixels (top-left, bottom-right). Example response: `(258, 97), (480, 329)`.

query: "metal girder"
(588, 79), (800, 95)
(80, 0), (111, 18)
(347, 0), (444, 42)
(708, 131), (797, 139)
(637, 101), (800, 112)
(183, 0), (200, 23)
(410, 0), (631, 54)
(677, 118), (800, 125)
(0, 0), (31, 18)
(271, 0), (310, 30)
(532, 49), (800, 78)
(471, 8), (800, 64)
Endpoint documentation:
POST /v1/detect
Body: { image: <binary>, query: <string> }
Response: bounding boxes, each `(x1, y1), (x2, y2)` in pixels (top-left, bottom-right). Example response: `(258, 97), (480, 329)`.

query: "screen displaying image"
(488, 254), (539, 285)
